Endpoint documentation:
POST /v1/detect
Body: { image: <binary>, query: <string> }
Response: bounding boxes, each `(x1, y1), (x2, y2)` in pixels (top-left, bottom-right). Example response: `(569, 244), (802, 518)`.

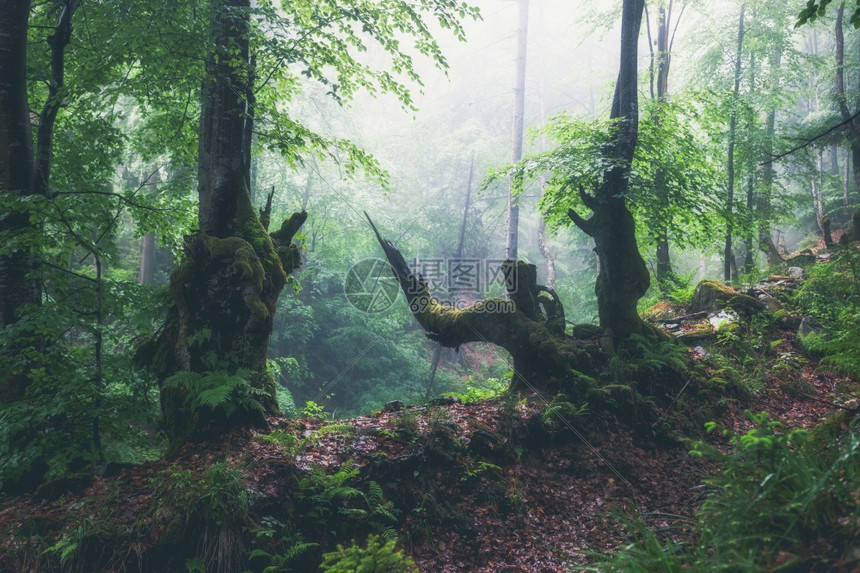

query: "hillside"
(1, 256), (857, 572)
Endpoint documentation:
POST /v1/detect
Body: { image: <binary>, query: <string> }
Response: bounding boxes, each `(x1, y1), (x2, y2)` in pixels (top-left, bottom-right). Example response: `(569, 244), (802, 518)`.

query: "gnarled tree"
(567, 0), (651, 348)
(369, 216), (599, 392)
(371, 0), (652, 394)
(152, 0), (306, 447)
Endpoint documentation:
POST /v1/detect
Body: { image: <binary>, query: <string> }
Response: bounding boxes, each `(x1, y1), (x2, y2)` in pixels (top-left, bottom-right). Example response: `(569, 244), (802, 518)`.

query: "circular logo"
(344, 258), (400, 313)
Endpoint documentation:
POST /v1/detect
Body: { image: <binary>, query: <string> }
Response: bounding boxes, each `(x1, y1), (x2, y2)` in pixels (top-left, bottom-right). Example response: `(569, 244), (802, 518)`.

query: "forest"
(1, 0), (859, 570)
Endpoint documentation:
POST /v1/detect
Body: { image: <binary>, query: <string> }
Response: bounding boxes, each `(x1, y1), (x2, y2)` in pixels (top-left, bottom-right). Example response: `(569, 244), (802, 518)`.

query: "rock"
(796, 317), (825, 354)
(357, 424), (381, 436)
(777, 313), (802, 330)
(468, 429), (500, 457)
(785, 250), (816, 267)
(691, 346), (709, 359)
(708, 310), (738, 331)
(787, 266), (804, 279)
(383, 400), (406, 412)
(428, 396), (461, 407)
(675, 324), (716, 345)
(572, 323), (603, 339)
(690, 279), (766, 316)
(849, 208), (860, 241)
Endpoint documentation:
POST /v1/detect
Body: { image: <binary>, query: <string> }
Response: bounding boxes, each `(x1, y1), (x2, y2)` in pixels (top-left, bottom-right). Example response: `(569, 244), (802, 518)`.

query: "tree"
(506, 0), (529, 261)
(0, 0), (78, 402)
(566, 0), (651, 346)
(724, 5), (746, 281)
(797, 0), (860, 27)
(150, 0), (306, 447)
(644, 0), (687, 285)
(372, 0), (652, 399)
(148, 0), (481, 448)
(835, 1), (860, 196)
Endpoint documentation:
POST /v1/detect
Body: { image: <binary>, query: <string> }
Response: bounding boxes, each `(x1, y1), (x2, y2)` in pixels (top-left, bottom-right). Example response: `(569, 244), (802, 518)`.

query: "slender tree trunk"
(32, 0), (79, 198)
(744, 172), (755, 273)
(835, 2), (860, 196)
(725, 5), (745, 282)
(758, 44), (784, 266)
(743, 51), (756, 274)
(535, 14), (556, 289)
(648, 1), (685, 286)
(139, 233), (156, 285)
(506, 0), (528, 260)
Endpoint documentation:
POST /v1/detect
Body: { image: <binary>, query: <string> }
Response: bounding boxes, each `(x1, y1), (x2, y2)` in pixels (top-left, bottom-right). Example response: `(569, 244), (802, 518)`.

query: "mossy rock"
(785, 249), (816, 267)
(675, 324), (716, 345)
(689, 279), (766, 316)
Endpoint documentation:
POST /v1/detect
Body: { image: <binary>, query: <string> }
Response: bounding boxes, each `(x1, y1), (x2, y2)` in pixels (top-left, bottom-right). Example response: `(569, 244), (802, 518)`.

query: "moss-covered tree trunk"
(155, 0), (305, 448)
(568, 0), (652, 349)
(369, 217), (600, 393)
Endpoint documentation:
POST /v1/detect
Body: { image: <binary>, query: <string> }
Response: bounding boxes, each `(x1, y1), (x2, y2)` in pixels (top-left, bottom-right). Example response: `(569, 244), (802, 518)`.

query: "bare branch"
(762, 109), (860, 164)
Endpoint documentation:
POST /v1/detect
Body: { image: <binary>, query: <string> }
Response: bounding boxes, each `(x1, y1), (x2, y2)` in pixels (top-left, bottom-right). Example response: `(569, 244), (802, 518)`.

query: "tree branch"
(762, 109), (860, 164)
(568, 208), (594, 236)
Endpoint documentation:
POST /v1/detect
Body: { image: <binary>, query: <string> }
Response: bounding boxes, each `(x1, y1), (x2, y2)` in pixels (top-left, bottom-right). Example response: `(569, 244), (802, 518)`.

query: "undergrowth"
(588, 410), (860, 571)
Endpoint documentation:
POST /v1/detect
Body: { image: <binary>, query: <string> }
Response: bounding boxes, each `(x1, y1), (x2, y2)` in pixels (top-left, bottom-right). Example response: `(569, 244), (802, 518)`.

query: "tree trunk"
(758, 46), (784, 266)
(154, 0), (306, 449)
(653, 3), (674, 285)
(845, 146), (851, 208)
(0, 0), (36, 332)
(370, 218), (592, 393)
(725, 5), (745, 282)
(535, 6), (556, 289)
(139, 232), (156, 285)
(835, 2), (860, 196)
(568, 0), (651, 348)
(1, 0), (76, 403)
(813, 147), (825, 235)
(0, 0), (36, 405)
(506, 0), (529, 261)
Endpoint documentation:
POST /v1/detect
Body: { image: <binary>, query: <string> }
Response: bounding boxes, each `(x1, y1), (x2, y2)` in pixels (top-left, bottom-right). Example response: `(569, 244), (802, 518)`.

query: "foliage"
(297, 461), (397, 540)
(490, 94), (722, 256)
(152, 461), (251, 527)
(796, 0), (860, 28)
(540, 393), (589, 435)
(163, 369), (268, 420)
(442, 375), (507, 404)
(590, 411), (860, 571)
(0, 204), (165, 489)
(247, 517), (319, 573)
(794, 249), (860, 378)
(319, 534), (417, 573)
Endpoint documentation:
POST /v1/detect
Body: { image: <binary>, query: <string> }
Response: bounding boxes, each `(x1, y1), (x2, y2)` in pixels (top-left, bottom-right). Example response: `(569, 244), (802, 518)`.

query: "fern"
(163, 368), (265, 418)
(320, 534), (417, 573)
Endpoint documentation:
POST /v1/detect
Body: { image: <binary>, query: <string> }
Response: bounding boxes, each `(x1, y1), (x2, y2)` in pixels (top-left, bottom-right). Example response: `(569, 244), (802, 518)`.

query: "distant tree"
(644, 0), (687, 286)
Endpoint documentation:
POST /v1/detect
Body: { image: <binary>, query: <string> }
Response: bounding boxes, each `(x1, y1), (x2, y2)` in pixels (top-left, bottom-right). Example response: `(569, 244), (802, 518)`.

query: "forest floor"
(0, 268), (857, 572)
